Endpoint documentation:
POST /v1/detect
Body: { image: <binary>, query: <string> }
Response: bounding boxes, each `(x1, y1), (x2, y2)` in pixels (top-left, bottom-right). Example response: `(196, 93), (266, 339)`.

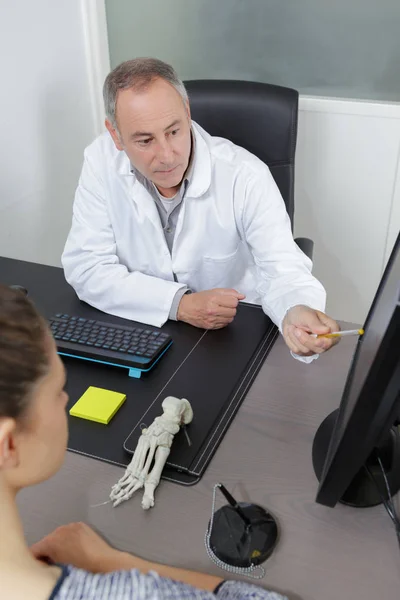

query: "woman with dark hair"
(0, 285), (285, 600)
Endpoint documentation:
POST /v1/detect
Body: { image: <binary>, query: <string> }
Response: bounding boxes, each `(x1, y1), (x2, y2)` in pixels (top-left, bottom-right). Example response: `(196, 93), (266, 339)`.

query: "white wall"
(295, 97), (400, 323)
(385, 153), (400, 265)
(0, 0), (108, 267)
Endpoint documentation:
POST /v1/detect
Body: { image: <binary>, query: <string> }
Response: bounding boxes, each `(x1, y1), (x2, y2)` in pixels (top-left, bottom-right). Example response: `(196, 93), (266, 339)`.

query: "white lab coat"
(62, 122), (326, 329)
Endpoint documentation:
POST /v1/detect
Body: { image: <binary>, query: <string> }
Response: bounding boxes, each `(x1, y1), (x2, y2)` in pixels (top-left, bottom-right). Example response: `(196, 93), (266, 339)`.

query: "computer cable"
(376, 455), (400, 551)
(365, 454), (400, 552)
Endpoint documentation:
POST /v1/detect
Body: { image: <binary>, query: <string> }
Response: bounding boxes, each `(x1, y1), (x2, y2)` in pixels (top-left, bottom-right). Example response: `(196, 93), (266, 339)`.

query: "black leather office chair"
(184, 79), (313, 258)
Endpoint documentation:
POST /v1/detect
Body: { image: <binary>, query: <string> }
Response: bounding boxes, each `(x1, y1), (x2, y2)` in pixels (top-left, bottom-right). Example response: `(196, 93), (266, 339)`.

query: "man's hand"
(30, 522), (125, 573)
(282, 305), (340, 357)
(177, 288), (245, 329)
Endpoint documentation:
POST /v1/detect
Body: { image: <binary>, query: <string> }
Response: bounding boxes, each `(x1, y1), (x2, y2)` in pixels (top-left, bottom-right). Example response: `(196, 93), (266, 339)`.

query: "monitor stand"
(312, 409), (400, 508)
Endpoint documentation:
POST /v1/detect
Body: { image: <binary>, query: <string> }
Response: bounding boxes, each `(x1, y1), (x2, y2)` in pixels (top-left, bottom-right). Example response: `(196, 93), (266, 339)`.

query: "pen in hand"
(311, 328), (364, 339)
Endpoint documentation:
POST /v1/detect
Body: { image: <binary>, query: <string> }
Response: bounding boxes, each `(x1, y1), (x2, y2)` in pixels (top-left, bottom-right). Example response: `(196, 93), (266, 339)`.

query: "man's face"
(106, 77), (192, 197)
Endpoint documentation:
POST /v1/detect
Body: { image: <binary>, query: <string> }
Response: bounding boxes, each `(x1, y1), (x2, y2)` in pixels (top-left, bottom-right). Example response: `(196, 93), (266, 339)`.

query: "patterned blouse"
(49, 565), (287, 600)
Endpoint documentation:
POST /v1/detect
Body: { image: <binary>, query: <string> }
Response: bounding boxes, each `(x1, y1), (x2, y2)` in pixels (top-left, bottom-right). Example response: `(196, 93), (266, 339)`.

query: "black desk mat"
(0, 257), (277, 484)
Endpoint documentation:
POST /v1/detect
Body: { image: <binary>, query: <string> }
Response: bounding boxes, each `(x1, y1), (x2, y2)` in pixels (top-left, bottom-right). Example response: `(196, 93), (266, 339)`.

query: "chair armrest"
(295, 237), (314, 260)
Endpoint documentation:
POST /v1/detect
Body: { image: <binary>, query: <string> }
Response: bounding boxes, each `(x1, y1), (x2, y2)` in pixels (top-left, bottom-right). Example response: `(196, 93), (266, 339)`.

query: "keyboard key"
(51, 313), (171, 370)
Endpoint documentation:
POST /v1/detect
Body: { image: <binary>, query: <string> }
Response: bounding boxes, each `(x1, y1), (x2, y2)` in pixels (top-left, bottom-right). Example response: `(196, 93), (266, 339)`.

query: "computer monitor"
(312, 232), (400, 508)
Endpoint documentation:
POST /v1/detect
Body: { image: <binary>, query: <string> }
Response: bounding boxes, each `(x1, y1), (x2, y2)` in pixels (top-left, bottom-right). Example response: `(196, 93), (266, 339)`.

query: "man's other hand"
(177, 288), (245, 330)
(282, 305), (340, 356)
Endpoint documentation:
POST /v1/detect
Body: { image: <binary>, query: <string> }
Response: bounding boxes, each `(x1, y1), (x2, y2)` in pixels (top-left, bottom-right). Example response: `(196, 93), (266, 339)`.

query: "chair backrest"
(184, 79), (299, 224)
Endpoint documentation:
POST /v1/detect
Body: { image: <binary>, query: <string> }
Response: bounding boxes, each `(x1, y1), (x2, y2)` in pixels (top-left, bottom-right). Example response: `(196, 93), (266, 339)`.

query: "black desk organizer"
(0, 257), (278, 485)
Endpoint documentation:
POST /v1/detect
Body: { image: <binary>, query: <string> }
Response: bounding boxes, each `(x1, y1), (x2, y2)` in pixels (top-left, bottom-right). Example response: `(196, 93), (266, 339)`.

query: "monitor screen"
(314, 232), (400, 507)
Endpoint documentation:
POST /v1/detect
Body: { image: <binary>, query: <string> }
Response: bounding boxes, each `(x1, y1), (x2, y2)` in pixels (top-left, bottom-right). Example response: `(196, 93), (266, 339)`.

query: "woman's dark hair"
(0, 285), (49, 420)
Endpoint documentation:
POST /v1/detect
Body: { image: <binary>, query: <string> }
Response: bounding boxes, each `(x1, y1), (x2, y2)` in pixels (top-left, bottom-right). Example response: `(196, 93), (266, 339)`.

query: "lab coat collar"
(115, 121), (212, 199)
(186, 121), (212, 198)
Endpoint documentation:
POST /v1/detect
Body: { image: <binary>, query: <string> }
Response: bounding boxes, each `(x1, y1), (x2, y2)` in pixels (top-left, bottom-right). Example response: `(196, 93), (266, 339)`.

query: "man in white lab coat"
(62, 58), (338, 359)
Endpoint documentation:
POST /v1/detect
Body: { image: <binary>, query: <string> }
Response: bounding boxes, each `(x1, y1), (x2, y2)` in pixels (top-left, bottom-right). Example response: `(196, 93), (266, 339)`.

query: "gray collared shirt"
(130, 139), (195, 319)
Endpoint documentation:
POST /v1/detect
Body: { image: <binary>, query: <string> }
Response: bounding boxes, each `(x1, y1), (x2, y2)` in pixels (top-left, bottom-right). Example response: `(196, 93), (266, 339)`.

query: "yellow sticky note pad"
(69, 386), (126, 425)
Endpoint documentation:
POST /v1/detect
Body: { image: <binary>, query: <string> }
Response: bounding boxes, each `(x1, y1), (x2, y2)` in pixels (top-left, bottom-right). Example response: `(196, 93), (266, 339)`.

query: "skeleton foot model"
(110, 396), (193, 509)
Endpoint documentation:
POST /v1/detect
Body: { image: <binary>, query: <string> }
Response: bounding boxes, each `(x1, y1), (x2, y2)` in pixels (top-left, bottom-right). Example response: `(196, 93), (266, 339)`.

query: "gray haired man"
(63, 58), (338, 359)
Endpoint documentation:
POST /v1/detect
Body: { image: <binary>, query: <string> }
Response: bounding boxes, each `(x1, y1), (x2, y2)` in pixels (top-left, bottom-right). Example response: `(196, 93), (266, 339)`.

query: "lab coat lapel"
(172, 123), (212, 259)
(115, 149), (165, 232)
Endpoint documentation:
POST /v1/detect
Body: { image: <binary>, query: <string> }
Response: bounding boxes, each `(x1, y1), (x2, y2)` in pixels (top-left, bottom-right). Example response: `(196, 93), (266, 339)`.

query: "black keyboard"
(49, 313), (172, 377)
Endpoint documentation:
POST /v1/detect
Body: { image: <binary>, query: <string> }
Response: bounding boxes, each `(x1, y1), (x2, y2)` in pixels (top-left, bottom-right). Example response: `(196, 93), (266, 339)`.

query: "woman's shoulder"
(50, 565), (287, 600)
